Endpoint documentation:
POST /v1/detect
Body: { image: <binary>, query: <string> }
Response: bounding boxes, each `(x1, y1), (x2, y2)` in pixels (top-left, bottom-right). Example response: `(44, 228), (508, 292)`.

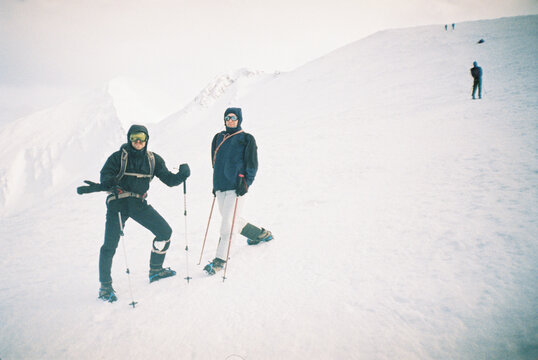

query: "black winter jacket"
(100, 143), (185, 195)
(470, 66), (482, 80)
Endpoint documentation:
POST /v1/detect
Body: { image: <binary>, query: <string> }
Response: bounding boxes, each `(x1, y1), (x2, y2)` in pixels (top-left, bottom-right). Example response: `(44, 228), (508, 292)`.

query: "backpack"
(115, 148), (155, 182)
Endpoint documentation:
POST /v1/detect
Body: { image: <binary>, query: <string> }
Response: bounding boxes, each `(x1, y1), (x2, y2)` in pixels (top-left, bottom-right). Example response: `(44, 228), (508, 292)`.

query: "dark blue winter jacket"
(211, 128), (258, 192)
(470, 63), (482, 80)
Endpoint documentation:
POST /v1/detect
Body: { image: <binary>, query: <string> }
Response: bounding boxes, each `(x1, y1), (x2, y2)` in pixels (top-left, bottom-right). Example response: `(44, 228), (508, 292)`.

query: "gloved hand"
(178, 163), (190, 177)
(235, 175), (248, 196)
(177, 163), (190, 182)
(212, 189), (216, 197)
(77, 180), (104, 195)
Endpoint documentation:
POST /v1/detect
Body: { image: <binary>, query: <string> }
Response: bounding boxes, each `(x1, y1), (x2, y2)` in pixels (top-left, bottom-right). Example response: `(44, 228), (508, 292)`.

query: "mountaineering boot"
(98, 282), (117, 303)
(203, 258), (226, 275)
(149, 267), (177, 283)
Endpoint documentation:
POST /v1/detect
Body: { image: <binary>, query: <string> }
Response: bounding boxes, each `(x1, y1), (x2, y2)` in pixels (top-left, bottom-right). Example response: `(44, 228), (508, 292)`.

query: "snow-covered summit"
(192, 68), (268, 108)
(159, 68), (275, 125)
(151, 68), (277, 151)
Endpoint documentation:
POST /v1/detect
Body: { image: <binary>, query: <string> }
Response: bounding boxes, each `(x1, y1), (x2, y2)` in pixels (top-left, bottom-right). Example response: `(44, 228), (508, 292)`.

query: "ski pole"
(222, 194), (240, 282)
(182, 181), (192, 283)
(198, 195), (216, 265)
(118, 211), (137, 308)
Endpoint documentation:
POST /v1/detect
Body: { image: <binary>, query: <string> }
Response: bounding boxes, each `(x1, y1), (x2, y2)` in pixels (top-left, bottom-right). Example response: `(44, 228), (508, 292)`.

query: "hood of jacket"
(224, 107), (243, 134)
(125, 124), (149, 155)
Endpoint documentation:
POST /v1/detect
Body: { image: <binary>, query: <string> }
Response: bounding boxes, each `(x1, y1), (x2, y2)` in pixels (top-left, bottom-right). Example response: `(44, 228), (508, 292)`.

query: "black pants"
(472, 79), (482, 99)
(99, 197), (172, 284)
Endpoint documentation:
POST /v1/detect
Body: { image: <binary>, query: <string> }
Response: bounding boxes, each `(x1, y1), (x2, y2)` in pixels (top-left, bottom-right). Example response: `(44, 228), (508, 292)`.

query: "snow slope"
(1, 15), (537, 360)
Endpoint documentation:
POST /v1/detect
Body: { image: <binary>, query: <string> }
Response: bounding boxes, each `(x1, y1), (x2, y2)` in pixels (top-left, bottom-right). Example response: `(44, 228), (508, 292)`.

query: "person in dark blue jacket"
(77, 124), (190, 302)
(470, 61), (483, 99)
(203, 107), (273, 275)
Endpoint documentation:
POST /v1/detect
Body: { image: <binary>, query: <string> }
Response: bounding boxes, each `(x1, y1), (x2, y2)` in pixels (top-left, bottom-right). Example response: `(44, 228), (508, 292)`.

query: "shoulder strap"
(116, 148), (129, 182)
(147, 151), (155, 180)
(116, 149), (156, 181)
(212, 130), (244, 167)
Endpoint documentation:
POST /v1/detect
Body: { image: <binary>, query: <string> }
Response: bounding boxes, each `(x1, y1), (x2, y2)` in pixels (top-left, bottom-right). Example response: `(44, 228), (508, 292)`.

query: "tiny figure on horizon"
(452, 23), (455, 30)
(470, 61), (483, 100)
(445, 24), (448, 31)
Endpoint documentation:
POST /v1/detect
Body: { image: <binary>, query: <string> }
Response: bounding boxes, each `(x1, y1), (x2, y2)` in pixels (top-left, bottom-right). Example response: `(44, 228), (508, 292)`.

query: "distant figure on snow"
(445, 24), (448, 31)
(76, 125), (191, 302)
(470, 61), (483, 100)
(452, 23), (455, 30)
(203, 107), (273, 276)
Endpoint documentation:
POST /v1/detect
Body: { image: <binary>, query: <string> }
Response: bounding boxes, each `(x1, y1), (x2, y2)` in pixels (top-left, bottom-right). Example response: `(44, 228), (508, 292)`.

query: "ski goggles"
(129, 132), (148, 142)
(224, 115), (239, 121)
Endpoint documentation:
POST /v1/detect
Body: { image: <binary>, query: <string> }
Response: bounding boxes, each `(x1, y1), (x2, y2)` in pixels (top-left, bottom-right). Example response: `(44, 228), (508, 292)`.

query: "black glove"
(77, 180), (104, 195)
(212, 189), (216, 197)
(235, 175), (248, 196)
(177, 163), (190, 182)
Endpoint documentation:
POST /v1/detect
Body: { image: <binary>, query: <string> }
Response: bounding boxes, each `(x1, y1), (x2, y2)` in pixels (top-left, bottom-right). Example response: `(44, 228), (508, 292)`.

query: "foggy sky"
(1, 0), (536, 122)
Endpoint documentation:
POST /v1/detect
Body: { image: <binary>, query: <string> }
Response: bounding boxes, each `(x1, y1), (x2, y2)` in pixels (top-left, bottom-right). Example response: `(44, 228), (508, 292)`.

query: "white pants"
(215, 190), (247, 260)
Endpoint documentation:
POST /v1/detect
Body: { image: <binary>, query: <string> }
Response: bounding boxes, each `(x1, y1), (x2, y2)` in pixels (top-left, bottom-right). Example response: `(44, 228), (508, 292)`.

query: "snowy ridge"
(1, 15), (537, 360)
(151, 68), (277, 158)
(0, 86), (124, 214)
(159, 68), (274, 124)
(192, 68), (265, 108)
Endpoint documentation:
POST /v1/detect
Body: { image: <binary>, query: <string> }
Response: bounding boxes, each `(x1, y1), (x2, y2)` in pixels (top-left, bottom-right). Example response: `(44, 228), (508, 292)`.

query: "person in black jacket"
(203, 107), (273, 275)
(470, 61), (483, 99)
(77, 124), (190, 302)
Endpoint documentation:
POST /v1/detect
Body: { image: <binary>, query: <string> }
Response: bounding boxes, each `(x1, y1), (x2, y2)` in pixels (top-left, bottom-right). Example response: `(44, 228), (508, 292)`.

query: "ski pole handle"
(183, 180), (187, 194)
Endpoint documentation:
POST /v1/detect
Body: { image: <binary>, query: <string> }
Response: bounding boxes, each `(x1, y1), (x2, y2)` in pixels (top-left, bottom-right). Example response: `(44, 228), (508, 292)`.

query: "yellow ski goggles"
(129, 132), (148, 142)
